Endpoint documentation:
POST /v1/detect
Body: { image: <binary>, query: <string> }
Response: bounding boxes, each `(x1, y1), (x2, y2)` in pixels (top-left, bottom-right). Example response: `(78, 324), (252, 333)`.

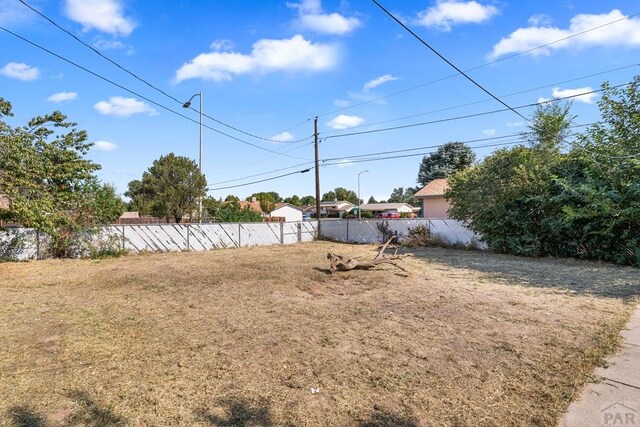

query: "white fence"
(319, 218), (484, 247)
(0, 219), (482, 261)
(0, 221), (318, 261)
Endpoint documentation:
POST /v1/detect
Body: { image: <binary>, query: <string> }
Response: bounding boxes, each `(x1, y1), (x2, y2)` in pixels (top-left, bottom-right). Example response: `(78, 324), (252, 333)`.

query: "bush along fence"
(319, 218), (486, 249)
(0, 221), (318, 261)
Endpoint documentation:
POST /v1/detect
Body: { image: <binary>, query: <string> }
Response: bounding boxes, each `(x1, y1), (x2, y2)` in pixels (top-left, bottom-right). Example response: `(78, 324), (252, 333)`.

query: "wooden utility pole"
(314, 116), (321, 237)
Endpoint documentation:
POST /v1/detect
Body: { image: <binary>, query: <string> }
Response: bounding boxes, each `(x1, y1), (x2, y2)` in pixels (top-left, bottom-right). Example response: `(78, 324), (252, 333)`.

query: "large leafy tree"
(299, 195), (316, 206)
(124, 179), (152, 214)
(137, 153), (207, 223)
(417, 142), (475, 186)
(388, 186), (419, 206)
(0, 98), (122, 240)
(249, 192), (276, 213)
(322, 187), (358, 204)
(448, 78), (640, 266)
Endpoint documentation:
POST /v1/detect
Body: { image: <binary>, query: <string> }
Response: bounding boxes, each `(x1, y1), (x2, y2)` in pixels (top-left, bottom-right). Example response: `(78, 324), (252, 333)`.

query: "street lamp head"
(182, 101), (191, 108)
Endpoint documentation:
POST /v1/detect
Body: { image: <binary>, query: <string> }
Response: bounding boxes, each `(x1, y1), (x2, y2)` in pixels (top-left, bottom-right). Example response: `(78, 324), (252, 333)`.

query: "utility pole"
(314, 116), (321, 237)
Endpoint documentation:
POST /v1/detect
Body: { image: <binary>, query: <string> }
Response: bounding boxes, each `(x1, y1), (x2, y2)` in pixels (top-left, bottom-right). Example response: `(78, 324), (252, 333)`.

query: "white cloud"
(93, 140), (118, 151)
(175, 35), (339, 82)
(64, 0), (135, 36)
(335, 159), (354, 167)
(0, 0), (35, 26)
(415, 0), (499, 31)
(270, 131), (295, 142)
(287, 0), (361, 35)
(210, 39), (235, 52)
(490, 9), (640, 59)
(551, 86), (596, 104)
(528, 14), (552, 27)
(327, 114), (364, 130)
(93, 37), (125, 50)
(363, 74), (398, 91)
(94, 96), (157, 117)
(482, 129), (496, 136)
(47, 92), (78, 102)
(0, 62), (40, 81)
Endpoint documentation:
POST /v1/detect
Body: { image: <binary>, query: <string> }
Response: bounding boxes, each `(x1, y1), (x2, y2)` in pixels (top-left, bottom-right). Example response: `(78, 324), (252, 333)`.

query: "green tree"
(447, 102), (572, 257)
(388, 187), (419, 206)
(283, 195), (301, 206)
(322, 187), (358, 204)
(417, 142), (475, 186)
(140, 153), (207, 223)
(92, 183), (125, 223)
(300, 195), (316, 206)
(0, 98), (120, 254)
(224, 194), (239, 202)
(299, 195), (316, 206)
(204, 198), (262, 222)
(124, 179), (152, 214)
(367, 196), (378, 204)
(250, 192), (276, 213)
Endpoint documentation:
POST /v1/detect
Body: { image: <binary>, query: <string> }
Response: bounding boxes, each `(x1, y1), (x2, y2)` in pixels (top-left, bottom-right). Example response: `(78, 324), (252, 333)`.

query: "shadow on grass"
(7, 407), (46, 427)
(195, 398), (274, 426)
(411, 247), (640, 299)
(66, 390), (125, 426)
(313, 266), (333, 275)
(359, 408), (419, 427)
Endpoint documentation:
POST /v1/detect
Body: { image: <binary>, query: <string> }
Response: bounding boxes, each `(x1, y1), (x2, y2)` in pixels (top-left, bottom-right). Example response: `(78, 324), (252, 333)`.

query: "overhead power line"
(16, 0), (309, 144)
(0, 25), (309, 160)
(319, 63), (639, 136)
(323, 83), (630, 140)
(210, 168), (313, 191)
(372, 0), (526, 121)
(309, 10), (639, 121)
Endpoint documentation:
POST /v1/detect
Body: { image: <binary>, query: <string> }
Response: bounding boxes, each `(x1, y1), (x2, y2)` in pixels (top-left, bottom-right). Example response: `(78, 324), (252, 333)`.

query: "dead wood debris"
(327, 237), (413, 273)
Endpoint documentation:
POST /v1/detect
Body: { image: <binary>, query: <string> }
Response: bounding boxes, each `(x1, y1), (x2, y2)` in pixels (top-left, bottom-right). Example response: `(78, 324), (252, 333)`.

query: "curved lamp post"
(357, 170), (369, 220)
(182, 92), (203, 221)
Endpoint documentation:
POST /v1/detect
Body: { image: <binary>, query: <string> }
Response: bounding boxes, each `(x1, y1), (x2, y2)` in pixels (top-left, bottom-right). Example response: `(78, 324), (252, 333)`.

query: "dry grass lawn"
(1, 241), (639, 426)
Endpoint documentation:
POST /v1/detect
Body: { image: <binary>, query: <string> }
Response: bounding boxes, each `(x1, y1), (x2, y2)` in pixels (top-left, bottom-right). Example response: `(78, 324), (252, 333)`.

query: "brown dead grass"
(0, 242), (638, 426)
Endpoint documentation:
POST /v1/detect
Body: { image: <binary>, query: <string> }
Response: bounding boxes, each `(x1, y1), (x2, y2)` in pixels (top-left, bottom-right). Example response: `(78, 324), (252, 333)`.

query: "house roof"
(238, 200), (263, 214)
(320, 200), (354, 209)
(414, 178), (449, 197)
(119, 211), (140, 219)
(273, 203), (303, 212)
(360, 203), (414, 211)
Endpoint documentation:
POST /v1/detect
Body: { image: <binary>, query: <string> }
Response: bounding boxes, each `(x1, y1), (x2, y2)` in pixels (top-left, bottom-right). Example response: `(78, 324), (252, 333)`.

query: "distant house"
(359, 203), (418, 217)
(414, 178), (450, 219)
(270, 203), (303, 222)
(238, 200), (263, 214)
(320, 200), (355, 218)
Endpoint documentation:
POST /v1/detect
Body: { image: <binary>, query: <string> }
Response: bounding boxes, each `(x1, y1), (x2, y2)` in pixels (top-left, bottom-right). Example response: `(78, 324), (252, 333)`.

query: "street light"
(357, 170), (369, 220)
(182, 92), (203, 221)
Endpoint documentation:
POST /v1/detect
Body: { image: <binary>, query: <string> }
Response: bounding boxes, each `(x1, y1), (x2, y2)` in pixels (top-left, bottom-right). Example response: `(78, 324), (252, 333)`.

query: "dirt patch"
(0, 242), (637, 426)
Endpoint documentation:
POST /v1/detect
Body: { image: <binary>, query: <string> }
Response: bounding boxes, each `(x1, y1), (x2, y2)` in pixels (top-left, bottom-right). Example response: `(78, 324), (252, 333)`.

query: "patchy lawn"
(0, 242), (638, 426)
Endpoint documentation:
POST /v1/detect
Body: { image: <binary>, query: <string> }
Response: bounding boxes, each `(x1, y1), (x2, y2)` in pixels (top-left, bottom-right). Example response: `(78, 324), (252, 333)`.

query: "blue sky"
(1, 0), (639, 202)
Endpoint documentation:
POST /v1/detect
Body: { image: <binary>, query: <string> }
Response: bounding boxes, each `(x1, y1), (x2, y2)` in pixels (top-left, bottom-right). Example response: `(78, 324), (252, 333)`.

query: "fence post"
(280, 221), (284, 244)
(121, 226), (126, 251)
(346, 219), (350, 242)
(36, 230), (40, 260)
(186, 224), (190, 251)
(297, 222), (302, 242)
(238, 223), (242, 247)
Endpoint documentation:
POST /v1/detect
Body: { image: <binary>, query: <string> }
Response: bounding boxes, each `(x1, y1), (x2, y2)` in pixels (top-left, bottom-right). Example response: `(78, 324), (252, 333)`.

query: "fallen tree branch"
(327, 237), (413, 273)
